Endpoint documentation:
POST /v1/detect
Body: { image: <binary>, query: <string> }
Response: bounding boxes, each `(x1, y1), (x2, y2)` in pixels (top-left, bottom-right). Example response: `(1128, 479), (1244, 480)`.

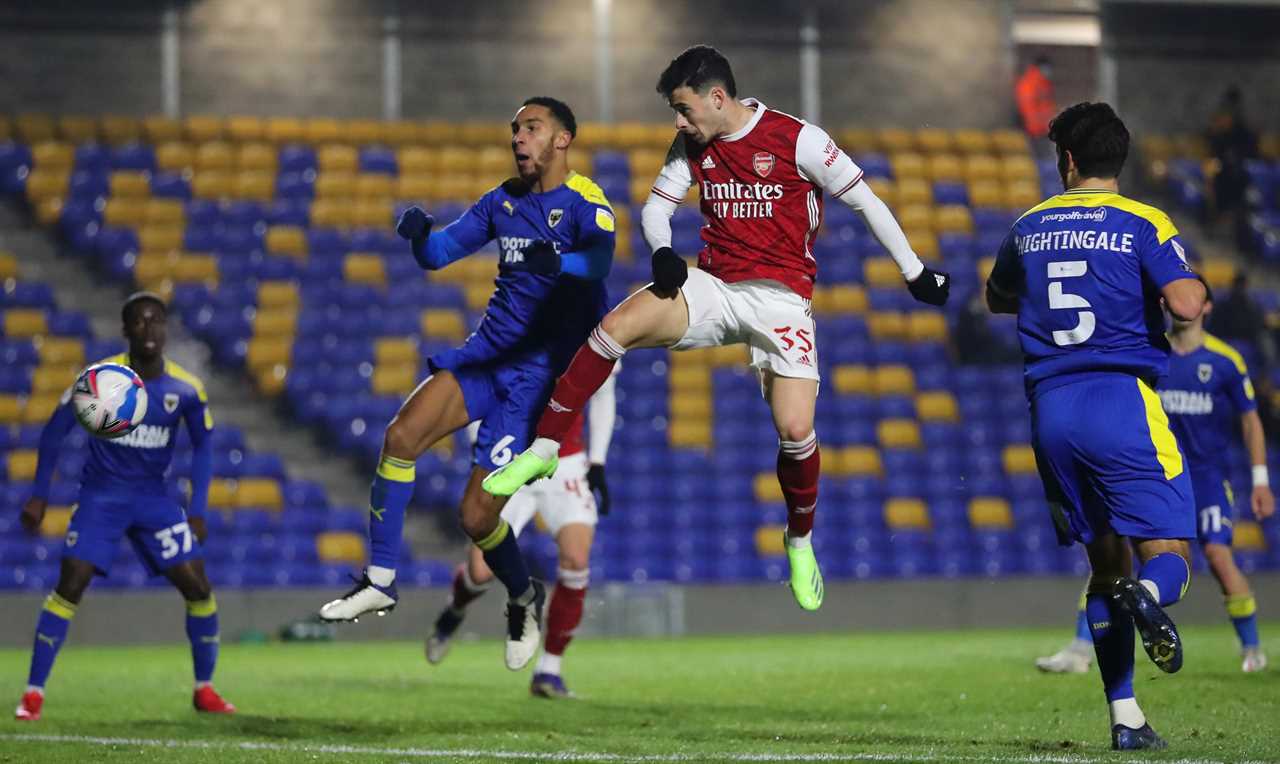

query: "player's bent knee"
(458, 500), (499, 542)
(558, 550), (590, 573)
(382, 418), (421, 460)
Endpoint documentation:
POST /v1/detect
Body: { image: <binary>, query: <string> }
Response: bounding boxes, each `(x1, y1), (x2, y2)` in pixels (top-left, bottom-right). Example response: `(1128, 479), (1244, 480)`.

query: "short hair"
(121, 291), (167, 323)
(657, 45), (737, 99)
(521, 96), (576, 138)
(1048, 102), (1130, 180)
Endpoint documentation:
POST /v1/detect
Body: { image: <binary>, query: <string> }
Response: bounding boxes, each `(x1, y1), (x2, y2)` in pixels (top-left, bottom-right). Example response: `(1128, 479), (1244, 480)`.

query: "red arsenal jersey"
(648, 99), (864, 299)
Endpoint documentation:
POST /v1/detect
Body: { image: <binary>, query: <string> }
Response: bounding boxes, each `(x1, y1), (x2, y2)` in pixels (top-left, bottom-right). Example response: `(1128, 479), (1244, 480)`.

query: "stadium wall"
(0, 574), (1275, 646)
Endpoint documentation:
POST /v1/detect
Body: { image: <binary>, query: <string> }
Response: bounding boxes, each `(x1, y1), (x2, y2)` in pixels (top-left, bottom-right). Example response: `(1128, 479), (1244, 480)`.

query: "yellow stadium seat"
(896, 204), (934, 231)
(317, 531), (367, 564)
(133, 251), (178, 285)
(397, 147), (439, 176)
(102, 198), (148, 228)
(865, 178), (896, 207)
(437, 146), (475, 174)
(873, 365), (916, 396)
(417, 121), (456, 146)
(462, 284), (491, 311)
(313, 172), (355, 199)
(237, 142), (277, 173)
(574, 122), (614, 152)
(208, 479), (236, 508)
(1200, 260), (1236, 290)
(23, 395), (61, 424)
(174, 254), (220, 286)
(191, 172), (233, 200)
(753, 473), (784, 503)
(963, 155), (1001, 183)
(252, 308), (298, 338)
(890, 152), (926, 179)
(933, 205), (973, 234)
(194, 141), (235, 172)
(868, 312), (907, 341)
(669, 419), (711, 448)
(29, 364), (78, 394)
(254, 365), (288, 397)
(0, 395), (23, 424)
(968, 497), (1013, 529)
(476, 146), (511, 175)
(952, 129), (993, 155)
(258, 281), (300, 310)
(34, 198), (62, 227)
(926, 154), (964, 182)
(1139, 135), (1175, 162)
(350, 200), (391, 229)
(863, 257), (904, 288)
(226, 116), (265, 143)
(1172, 134), (1209, 160)
(375, 338), (419, 366)
(1260, 133), (1279, 161)
(837, 128), (878, 155)
(877, 128), (914, 154)
(1002, 181), (1041, 211)
(878, 418), (922, 449)
(309, 199), (353, 228)
(754, 525), (787, 556)
(37, 337), (85, 365)
(318, 144), (359, 174)
(24, 169), (70, 202)
(811, 284), (868, 315)
(57, 116), (98, 144)
(16, 114), (56, 143)
(832, 445), (882, 477)
(39, 506), (73, 539)
(885, 498), (930, 529)
(245, 337), (292, 371)
(1000, 156), (1038, 183)
(991, 129), (1029, 155)
(1002, 444), (1038, 474)
(144, 199), (186, 227)
(967, 180), (1002, 209)
(4, 309), (47, 338)
(670, 393), (711, 419)
(977, 256), (996, 283)
(666, 363), (710, 390)
(458, 122), (508, 147)
(183, 115), (224, 143)
(906, 311), (948, 343)
(6, 449), (39, 481)
(305, 118), (344, 146)
(915, 128), (953, 155)
(266, 226), (308, 259)
(916, 391), (959, 422)
(355, 173), (395, 200)
(264, 117), (306, 145)
(344, 254), (387, 287)
(421, 308), (467, 341)
(381, 122), (420, 147)
(372, 364), (418, 396)
(346, 119), (384, 146)
(101, 115), (142, 146)
(905, 228), (940, 262)
(236, 478), (283, 509)
(1233, 521), (1266, 551)
(138, 225), (183, 254)
(0, 251), (15, 280)
(833, 365), (873, 395)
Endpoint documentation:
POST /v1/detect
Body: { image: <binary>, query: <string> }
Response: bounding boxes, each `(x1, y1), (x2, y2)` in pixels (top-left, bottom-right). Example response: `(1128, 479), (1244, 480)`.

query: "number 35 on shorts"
(773, 326), (814, 361)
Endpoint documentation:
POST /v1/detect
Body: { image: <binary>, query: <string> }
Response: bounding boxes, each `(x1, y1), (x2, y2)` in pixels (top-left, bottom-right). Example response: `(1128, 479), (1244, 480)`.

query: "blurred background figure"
(1206, 86), (1258, 248)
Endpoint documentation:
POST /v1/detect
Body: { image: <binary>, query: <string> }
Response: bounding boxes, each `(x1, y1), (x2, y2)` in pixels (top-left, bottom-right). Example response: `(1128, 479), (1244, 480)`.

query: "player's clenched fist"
(907, 264), (951, 307)
(20, 497), (47, 534)
(396, 206), (434, 241)
(651, 247), (688, 293)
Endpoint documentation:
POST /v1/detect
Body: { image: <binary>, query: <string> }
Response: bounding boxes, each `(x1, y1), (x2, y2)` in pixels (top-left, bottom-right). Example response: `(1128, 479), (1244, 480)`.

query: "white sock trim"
(535, 652), (563, 676)
(366, 565), (395, 587)
(785, 531), (812, 549)
(779, 431), (818, 461)
(587, 326), (625, 360)
(25, 685), (43, 696)
(1109, 697), (1146, 729)
(557, 567), (590, 590)
(194, 680), (212, 690)
(530, 437), (560, 461)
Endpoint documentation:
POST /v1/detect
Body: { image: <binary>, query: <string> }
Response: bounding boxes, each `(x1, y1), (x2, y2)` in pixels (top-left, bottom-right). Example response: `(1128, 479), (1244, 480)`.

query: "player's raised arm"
(796, 124), (949, 306)
(22, 390), (78, 532)
(396, 191), (497, 271)
(641, 137), (694, 292)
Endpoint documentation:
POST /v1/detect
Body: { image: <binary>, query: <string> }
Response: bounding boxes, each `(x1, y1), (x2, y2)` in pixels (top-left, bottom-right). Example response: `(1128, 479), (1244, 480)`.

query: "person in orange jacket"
(1016, 56), (1056, 139)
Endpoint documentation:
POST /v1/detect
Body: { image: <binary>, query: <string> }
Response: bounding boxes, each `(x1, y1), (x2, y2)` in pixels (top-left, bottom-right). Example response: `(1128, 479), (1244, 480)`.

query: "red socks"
(777, 432), (820, 537)
(536, 327), (624, 442)
(448, 564), (490, 611)
(544, 569), (588, 656)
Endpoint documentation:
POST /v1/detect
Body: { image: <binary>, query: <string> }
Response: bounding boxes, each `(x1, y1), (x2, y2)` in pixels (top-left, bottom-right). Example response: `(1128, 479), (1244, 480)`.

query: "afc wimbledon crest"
(164, 392), (180, 413)
(752, 152), (775, 178)
(548, 209), (564, 228)
(1197, 363), (1212, 383)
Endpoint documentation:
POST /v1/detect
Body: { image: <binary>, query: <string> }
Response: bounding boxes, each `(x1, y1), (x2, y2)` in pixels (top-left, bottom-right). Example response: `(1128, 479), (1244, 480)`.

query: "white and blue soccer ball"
(71, 363), (148, 439)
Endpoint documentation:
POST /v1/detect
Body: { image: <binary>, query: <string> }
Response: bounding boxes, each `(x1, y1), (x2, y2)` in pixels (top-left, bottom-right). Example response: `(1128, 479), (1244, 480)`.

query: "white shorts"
(501, 452), (597, 537)
(672, 268), (820, 381)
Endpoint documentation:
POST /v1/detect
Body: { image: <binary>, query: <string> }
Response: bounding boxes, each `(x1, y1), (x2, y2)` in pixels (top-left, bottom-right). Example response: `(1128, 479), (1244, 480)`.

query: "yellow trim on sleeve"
(475, 519), (510, 551)
(376, 454), (416, 483)
(1203, 334), (1249, 376)
(44, 592), (78, 620)
(1016, 191), (1179, 244)
(1137, 379), (1184, 480)
(186, 595), (218, 617)
(165, 361), (209, 403)
(1225, 592), (1257, 619)
(565, 172), (612, 210)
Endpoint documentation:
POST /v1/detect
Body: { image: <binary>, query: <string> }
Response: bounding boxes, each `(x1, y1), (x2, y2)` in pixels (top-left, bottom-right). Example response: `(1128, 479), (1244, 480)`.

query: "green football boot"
(785, 533), (824, 611)
(482, 450), (558, 496)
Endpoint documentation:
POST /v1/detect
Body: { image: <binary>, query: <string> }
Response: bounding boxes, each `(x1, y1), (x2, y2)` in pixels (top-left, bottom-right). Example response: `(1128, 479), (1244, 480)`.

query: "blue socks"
(1226, 593), (1261, 649)
(185, 596), (220, 684)
(1086, 592), (1135, 702)
(369, 454), (415, 572)
(27, 593), (76, 689)
(476, 519), (532, 602)
(1137, 552), (1190, 607)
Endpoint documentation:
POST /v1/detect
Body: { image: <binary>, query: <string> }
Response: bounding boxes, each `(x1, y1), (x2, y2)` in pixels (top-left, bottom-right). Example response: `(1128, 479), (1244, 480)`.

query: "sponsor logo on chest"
(114, 423), (173, 449)
(1159, 389), (1213, 415)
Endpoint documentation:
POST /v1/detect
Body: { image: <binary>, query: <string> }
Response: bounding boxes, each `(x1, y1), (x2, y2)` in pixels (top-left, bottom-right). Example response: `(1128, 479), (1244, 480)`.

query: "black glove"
(587, 463), (610, 516)
(396, 206), (435, 268)
(907, 264), (951, 307)
(651, 246), (688, 293)
(506, 239), (562, 275)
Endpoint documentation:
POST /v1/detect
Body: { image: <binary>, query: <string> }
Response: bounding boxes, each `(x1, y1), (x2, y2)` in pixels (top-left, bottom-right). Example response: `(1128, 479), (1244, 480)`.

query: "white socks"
(1109, 697), (1146, 729)
(535, 652), (563, 676)
(530, 437), (559, 461)
(785, 531), (812, 550)
(367, 566), (395, 587)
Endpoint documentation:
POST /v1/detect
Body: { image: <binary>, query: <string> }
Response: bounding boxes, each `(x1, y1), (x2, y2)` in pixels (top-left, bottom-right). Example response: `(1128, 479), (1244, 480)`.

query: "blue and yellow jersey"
(421, 172), (615, 373)
(988, 188), (1196, 397)
(1158, 334), (1256, 477)
(34, 355), (213, 498)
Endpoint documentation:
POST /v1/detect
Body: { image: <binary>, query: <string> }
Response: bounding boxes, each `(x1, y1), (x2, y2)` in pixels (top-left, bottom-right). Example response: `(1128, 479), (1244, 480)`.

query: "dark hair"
(521, 96), (577, 138)
(122, 291), (166, 323)
(1048, 102), (1130, 180)
(657, 45), (736, 99)
(1197, 273), (1214, 303)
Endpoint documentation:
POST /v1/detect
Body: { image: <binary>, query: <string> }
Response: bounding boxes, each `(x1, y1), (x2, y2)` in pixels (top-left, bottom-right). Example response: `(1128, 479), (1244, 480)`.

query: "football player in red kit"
(485, 45), (949, 611)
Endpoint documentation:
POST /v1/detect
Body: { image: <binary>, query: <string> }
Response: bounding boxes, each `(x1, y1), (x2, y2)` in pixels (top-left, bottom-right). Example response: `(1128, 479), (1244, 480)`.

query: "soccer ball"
(71, 363), (148, 439)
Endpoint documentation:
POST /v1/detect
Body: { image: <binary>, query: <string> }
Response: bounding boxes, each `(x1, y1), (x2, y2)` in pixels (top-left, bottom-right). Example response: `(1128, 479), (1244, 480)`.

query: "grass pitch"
(0, 624), (1276, 763)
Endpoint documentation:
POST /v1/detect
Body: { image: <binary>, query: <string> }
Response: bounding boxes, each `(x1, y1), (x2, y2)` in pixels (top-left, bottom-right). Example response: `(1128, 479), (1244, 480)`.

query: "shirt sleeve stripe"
(833, 171), (865, 199)
(651, 186), (683, 204)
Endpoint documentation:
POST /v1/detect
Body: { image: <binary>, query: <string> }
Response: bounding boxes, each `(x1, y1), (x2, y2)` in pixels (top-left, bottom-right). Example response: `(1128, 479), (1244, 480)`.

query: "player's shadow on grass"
(136, 715), (413, 740)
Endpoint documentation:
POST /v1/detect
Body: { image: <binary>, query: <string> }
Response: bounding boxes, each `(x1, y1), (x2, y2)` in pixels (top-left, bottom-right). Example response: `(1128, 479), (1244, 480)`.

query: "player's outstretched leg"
(1036, 585), (1094, 673)
(426, 561), (493, 665)
(484, 327), (624, 496)
(531, 565), (589, 699)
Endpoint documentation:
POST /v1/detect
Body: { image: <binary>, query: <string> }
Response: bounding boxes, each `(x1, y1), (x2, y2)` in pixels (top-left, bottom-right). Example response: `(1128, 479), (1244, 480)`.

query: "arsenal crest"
(1197, 364), (1212, 384)
(753, 152), (775, 178)
(548, 208), (564, 228)
(164, 392), (180, 414)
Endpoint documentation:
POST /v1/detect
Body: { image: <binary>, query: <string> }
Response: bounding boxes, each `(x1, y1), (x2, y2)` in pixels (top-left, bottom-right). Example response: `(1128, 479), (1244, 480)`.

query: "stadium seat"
(830, 445), (882, 477)
(916, 391), (959, 422)
(420, 309), (467, 341)
(877, 419), (921, 450)
(833, 365), (873, 395)
(316, 531), (367, 564)
(885, 498), (930, 529)
(1002, 444), (1038, 474)
(236, 478), (284, 510)
(968, 497), (1013, 529)
(1200, 259), (1235, 290)
(39, 506), (73, 539)
(754, 525), (787, 556)
(1234, 521), (1266, 551)
(753, 473), (784, 503)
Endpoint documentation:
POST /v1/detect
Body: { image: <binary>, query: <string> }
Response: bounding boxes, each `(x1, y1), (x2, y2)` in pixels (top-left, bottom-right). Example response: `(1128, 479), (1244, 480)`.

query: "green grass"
(1, 624), (1277, 763)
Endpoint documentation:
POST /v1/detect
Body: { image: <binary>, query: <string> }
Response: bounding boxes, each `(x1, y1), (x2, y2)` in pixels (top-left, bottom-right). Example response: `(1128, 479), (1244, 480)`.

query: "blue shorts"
(65, 490), (202, 577)
(1031, 373), (1195, 546)
(1191, 470), (1236, 547)
(453, 360), (557, 472)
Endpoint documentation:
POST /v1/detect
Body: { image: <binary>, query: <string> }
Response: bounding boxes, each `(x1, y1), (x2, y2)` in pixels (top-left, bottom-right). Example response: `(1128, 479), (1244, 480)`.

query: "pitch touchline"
(0, 734), (1265, 764)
